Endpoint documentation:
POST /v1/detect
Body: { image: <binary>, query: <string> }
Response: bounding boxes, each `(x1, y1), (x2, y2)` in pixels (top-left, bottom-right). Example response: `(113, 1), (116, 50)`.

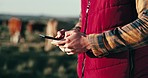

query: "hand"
(52, 29), (91, 55)
(51, 29), (77, 54)
(51, 29), (73, 46)
(63, 30), (91, 55)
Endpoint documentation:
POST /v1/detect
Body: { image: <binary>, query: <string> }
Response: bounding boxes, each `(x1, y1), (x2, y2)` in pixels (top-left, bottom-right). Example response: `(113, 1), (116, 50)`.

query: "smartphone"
(39, 34), (61, 40)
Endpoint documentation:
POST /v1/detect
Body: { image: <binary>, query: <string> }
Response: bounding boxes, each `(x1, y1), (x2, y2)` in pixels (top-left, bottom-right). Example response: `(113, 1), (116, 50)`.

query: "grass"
(0, 25), (78, 78)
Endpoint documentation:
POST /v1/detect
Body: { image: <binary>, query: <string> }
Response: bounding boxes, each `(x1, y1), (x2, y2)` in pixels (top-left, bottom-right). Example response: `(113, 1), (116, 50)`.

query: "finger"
(66, 52), (75, 55)
(59, 29), (66, 36)
(51, 39), (67, 46)
(59, 46), (65, 52)
(65, 31), (71, 38)
(55, 32), (61, 38)
(59, 46), (74, 52)
(56, 32), (63, 38)
(64, 48), (75, 52)
(51, 40), (65, 46)
(61, 29), (66, 32)
(62, 40), (72, 47)
(58, 38), (71, 46)
(56, 29), (66, 38)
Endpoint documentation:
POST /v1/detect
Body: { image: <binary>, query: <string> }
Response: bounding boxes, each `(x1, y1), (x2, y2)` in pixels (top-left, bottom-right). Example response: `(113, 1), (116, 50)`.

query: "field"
(0, 16), (78, 78)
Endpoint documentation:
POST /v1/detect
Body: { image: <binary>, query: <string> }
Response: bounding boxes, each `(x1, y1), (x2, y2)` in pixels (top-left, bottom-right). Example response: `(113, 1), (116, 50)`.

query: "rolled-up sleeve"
(87, 0), (148, 57)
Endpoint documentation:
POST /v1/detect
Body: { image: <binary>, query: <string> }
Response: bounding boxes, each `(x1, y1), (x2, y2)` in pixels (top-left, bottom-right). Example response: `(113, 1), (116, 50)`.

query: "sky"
(0, 0), (80, 17)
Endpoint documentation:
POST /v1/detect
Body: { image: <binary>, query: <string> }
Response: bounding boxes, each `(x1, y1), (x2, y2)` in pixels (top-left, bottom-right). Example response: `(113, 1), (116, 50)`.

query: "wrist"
(85, 35), (92, 50)
(73, 26), (81, 32)
(87, 34), (103, 56)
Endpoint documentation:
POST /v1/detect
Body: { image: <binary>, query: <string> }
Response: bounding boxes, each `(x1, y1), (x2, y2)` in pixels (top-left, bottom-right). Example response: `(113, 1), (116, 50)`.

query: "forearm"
(87, 10), (148, 57)
(86, 0), (148, 57)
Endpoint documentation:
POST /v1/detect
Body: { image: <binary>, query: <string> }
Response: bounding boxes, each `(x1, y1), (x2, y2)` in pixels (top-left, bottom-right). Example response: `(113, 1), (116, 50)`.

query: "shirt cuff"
(87, 34), (109, 57)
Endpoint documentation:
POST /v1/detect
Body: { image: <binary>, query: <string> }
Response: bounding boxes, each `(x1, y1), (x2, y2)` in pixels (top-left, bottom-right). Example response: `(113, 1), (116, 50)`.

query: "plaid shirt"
(87, 0), (148, 57)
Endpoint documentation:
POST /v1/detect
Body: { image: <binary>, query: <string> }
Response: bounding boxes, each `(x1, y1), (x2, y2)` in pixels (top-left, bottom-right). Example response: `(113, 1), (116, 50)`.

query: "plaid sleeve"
(87, 9), (148, 57)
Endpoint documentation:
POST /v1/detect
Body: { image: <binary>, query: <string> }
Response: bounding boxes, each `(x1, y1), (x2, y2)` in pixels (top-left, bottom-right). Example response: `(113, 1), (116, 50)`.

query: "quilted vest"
(77, 0), (148, 78)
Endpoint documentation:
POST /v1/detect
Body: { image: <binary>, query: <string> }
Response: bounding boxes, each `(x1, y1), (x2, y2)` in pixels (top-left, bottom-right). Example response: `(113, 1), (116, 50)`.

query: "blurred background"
(0, 0), (80, 78)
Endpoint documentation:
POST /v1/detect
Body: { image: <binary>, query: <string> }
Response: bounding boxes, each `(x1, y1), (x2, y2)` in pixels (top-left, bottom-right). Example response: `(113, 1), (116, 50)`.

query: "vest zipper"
(81, 0), (90, 78)
(83, 0), (90, 34)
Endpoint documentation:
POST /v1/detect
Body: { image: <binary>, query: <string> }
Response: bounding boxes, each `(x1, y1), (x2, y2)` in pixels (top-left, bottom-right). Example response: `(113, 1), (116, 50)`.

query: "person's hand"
(51, 29), (77, 55)
(51, 29), (73, 46)
(52, 29), (91, 55)
(63, 30), (91, 55)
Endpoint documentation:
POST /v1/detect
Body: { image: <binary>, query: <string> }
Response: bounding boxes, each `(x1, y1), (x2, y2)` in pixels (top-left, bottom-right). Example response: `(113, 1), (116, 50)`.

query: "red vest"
(78, 0), (148, 78)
